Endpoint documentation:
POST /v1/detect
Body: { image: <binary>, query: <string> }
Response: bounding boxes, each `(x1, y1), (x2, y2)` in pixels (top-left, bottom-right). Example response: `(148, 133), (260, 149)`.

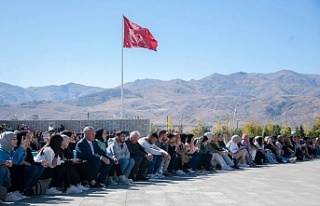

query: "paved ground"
(4, 160), (320, 206)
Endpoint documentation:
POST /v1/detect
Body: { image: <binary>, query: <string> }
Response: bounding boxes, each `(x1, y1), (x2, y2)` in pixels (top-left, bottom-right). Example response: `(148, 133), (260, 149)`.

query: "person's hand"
(163, 153), (170, 161)
(41, 160), (49, 167)
(102, 157), (110, 165)
(52, 158), (58, 168)
(24, 161), (32, 166)
(5, 160), (12, 167)
(114, 158), (119, 164)
(218, 151), (224, 156)
(21, 138), (28, 149)
(72, 159), (81, 164)
(147, 153), (153, 161)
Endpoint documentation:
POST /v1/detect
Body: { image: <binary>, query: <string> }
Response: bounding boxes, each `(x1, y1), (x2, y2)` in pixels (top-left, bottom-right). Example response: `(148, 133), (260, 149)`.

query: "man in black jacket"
(126, 131), (152, 181)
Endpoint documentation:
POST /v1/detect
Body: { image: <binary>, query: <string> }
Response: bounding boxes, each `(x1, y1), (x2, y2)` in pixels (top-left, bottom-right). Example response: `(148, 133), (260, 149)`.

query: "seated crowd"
(0, 124), (320, 203)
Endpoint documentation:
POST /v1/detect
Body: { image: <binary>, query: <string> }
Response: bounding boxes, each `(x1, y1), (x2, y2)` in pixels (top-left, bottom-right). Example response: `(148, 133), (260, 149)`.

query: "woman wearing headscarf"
(0, 132), (27, 202)
(11, 131), (46, 196)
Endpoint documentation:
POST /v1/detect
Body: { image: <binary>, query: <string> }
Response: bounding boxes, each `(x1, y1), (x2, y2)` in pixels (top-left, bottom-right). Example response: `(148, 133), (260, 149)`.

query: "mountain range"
(1, 70), (320, 130)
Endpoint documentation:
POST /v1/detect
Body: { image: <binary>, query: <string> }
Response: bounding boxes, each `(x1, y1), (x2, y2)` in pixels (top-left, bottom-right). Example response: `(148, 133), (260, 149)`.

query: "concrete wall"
(0, 119), (150, 137)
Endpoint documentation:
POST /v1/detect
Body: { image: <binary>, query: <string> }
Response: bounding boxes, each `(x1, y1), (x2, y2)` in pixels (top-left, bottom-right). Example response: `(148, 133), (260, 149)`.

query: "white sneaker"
(107, 177), (118, 185)
(290, 157), (297, 163)
(76, 184), (89, 191)
(4, 193), (23, 202)
(146, 174), (158, 179)
(46, 187), (63, 195)
(239, 163), (249, 168)
(124, 177), (134, 185)
(155, 172), (165, 178)
(175, 170), (186, 175)
(187, 169), (196, 174)
(13, 191), (27, 199)
(222, 166), (233, 171)
(67, 185), (82, 194)
(119, 176), (130, 185)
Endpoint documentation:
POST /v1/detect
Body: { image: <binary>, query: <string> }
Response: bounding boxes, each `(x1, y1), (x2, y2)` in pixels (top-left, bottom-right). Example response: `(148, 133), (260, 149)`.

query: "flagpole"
(121, 15), (124, 119)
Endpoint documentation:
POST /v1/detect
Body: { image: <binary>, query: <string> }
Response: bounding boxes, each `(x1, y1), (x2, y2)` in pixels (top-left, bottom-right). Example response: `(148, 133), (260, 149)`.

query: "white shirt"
(86, 139), (95, 155)
(34, 147), (64, 168)
(138, 137), (166, 155)
(228, 141), (240, 153)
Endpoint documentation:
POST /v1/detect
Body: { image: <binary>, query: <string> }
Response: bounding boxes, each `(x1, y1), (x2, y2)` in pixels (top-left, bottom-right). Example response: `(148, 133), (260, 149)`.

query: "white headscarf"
(204, 132), (215, 142)
(0, 131), (14, 152)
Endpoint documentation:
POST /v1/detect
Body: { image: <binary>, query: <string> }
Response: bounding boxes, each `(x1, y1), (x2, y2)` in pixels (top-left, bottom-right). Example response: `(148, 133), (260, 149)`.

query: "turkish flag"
(123, 16), (158, 51)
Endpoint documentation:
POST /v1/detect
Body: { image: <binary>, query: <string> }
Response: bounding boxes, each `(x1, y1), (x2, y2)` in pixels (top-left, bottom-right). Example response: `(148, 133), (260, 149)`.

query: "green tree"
(192, 118), (205, 136)
(265, 121), (275, 136)
(311, 116), (320, 137)
(242, 121), (262, 136)
(167, 118), (173, 132)
(274, 125), (281, 136)
(299, 125), (305, 137)
(303, 122), (311, 136)
(283, 124), (292, 136)
(214, 120), (223, 134)
(150, 123), (157, 133)
(295, 127), (300, 136)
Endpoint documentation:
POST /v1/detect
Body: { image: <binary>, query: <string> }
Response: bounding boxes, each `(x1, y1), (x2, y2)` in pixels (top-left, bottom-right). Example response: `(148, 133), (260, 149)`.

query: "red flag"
(123, 16), (158, 51)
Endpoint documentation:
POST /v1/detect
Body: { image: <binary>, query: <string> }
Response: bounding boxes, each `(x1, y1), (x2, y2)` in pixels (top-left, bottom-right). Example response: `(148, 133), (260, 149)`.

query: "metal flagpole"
(121, 15), (124, 119)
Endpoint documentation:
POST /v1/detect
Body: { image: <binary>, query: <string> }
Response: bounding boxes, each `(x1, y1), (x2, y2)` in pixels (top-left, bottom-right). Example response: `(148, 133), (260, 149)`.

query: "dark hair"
(95, 129), (105, 142)
(61, 130), (73, 138)
(180, 133), (187, 143)
(158, 130), (167, 138)
(202, 136), (208, 143)
(256, 137), (263, 146)
(39, 134), (63, 157)
(167, 133), (174, 139)
(16, 131), (27, 147)
(249, 136), (255, 146)
(186, 134), (194, 144)
(149, 132), (159, 139)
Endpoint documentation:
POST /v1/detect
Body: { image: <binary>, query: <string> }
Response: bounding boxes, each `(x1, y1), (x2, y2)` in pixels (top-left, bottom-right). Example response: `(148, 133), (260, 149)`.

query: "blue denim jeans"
(147, 155), (162, 175)
(222, 154), (234, 167)
(0, 166), (11, 189)
(119, 158), (135, 178)
(190, 153), (200, 170)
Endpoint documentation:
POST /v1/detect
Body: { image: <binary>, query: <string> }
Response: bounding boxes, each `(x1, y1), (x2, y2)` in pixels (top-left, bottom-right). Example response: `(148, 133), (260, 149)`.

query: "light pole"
(84, 108), (89, 120)
(212, 102), (217, 131)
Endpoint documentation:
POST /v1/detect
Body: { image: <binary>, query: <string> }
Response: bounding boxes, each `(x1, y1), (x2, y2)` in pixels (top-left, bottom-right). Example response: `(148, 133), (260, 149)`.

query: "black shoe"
(91, 183), (104, 188)
(136, 175), (149, 181)
(24, 188), (35, 196)
(232, 165), (241, 169)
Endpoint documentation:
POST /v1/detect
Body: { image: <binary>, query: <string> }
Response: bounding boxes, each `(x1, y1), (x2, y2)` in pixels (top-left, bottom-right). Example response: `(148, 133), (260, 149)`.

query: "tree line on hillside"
(150, 116), (320, 138)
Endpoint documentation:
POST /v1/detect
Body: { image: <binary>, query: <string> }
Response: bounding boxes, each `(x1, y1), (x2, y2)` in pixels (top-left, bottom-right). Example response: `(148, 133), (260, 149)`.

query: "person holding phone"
(0, 132), (27, 202)
(10, 131), (47, 196)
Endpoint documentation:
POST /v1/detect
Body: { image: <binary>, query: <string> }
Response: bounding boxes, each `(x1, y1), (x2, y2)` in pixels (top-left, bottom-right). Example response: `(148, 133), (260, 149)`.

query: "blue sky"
(0, 0), (319, 88)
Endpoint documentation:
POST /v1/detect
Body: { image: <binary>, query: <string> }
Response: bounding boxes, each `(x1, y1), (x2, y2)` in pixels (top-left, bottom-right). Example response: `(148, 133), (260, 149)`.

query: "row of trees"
(150, 116), (320, 138)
